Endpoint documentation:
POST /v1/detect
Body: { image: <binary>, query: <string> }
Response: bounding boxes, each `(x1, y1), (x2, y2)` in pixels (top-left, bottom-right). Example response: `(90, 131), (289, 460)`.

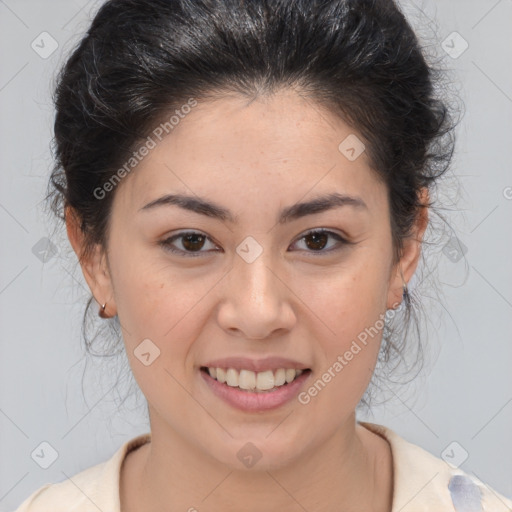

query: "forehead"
(114, 90), (386, 217)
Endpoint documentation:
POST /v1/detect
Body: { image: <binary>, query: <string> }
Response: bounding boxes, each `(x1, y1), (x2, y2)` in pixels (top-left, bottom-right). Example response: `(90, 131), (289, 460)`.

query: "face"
(68, 88), (426, 470)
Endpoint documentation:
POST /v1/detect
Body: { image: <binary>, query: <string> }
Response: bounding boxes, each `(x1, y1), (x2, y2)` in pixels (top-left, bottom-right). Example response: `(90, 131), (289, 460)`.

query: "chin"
(205, 434), (306, 472)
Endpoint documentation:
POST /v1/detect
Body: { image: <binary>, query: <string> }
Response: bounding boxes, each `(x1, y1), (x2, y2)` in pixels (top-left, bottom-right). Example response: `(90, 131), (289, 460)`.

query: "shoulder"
(13, 433), (151, 512)
(13, 461), (111, 512)
(359, 421), (512, 512)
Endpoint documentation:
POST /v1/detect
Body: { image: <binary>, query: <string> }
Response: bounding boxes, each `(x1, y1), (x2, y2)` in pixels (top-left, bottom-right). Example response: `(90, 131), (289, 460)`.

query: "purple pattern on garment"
(448, 475), (484, 512)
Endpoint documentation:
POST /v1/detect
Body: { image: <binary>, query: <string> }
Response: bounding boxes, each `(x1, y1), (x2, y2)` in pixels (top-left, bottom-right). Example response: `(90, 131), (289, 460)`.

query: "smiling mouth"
(200, 366), (312, 393)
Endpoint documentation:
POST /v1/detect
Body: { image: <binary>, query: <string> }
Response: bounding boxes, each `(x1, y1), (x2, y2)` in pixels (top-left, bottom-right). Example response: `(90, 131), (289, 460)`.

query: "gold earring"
(98, 302), (108, 318)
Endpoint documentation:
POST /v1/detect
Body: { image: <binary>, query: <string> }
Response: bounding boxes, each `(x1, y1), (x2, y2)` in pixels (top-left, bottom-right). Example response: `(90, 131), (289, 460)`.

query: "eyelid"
(295, 227), (349, 242)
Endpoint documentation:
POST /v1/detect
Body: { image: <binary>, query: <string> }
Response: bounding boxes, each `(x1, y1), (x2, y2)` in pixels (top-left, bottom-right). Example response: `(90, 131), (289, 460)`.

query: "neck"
(122, 412), (392, 512)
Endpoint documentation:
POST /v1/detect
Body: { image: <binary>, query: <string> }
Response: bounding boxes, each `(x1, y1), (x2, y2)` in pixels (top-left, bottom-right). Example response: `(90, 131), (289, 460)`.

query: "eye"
(159, 231), (220, 257)
(289, 229), (349, 254)
(159, 228), (350, 258)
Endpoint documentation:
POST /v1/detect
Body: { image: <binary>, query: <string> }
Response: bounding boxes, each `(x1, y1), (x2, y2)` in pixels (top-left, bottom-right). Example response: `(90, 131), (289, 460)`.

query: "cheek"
(300, 283), (387, 415)
(303, 251), (390, 388)
(309, 252), (390, 334)
(112, 265), (208, 415)
(111, 249), (215, 368)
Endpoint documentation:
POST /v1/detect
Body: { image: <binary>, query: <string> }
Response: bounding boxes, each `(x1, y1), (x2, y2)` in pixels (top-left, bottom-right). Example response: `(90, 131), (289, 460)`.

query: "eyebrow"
(138, 192), (368, 224)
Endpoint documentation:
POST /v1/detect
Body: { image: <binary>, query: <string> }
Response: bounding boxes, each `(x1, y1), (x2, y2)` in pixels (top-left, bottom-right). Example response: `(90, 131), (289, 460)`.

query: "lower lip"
(200, 369), (311, 412)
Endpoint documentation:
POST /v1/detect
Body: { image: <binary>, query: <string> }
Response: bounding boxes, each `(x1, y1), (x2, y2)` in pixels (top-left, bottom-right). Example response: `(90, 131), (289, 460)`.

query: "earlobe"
(386, 265), (409, 310)
(65, 206), (117, 317)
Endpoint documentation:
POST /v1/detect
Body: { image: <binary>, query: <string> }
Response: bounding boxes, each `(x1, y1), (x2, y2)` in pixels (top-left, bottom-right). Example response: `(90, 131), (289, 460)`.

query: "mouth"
(200, 366), (310, 393)
(199, 365), (312, 411)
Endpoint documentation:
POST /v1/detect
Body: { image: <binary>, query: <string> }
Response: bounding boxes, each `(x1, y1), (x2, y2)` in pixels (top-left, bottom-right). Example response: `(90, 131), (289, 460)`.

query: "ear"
(386, 187), (429, 310)
(65, 206), (117, 317)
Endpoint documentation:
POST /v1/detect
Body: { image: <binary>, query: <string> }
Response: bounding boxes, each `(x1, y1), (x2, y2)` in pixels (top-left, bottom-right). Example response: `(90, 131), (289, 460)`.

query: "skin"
(66, 88), (428, 512)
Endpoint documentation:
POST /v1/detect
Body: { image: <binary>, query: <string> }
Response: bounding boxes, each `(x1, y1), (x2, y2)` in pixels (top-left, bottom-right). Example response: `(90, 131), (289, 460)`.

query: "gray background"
(1, 0), (511, 510)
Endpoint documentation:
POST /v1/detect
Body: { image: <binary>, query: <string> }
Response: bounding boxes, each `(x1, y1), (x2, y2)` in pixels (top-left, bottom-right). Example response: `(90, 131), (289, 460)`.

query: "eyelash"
(159, 229), (350, 258)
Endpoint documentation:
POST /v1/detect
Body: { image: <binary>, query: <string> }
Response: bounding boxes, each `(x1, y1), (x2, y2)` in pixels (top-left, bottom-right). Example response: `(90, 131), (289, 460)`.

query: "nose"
(216, 247), (296, 340)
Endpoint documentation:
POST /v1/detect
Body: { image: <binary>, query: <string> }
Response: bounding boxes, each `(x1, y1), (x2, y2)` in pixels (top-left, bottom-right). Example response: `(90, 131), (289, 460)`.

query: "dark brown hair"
(46, 0), (462, 412)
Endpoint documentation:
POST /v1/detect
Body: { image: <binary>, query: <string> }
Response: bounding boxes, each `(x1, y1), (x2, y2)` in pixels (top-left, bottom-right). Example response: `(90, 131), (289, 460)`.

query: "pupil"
(306, 232), (327, 251)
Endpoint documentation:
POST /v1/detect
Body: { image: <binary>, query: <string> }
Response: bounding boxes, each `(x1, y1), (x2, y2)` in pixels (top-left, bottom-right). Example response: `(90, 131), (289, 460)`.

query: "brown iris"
(304, 231), (329, 251)
(181, 233), (207, 251)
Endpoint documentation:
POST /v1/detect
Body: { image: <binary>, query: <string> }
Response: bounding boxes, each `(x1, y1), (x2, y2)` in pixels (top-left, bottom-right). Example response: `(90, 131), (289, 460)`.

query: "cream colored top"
(14, 421), (512, 511)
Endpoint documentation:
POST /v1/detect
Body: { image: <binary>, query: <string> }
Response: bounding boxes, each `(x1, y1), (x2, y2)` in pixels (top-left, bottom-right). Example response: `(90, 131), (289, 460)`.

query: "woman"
(15, 0), (512, 510)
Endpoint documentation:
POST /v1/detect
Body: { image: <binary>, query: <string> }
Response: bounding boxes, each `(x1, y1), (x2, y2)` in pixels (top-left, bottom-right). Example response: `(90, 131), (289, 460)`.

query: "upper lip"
(201, 356), (310, 373)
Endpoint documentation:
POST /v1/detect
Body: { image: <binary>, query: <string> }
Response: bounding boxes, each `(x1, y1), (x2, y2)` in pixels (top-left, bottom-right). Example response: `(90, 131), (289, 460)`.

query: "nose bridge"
(233, 236), (279, 304)
(216, 234), (295, 338)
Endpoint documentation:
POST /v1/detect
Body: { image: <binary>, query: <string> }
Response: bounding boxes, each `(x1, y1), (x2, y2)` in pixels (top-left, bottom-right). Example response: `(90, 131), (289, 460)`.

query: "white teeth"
(285, 368), (296, 383)
(274, 368), (286, 386)
(216, 368), (226, 384)
(226, 368), (238, 387)
(206, 367), (306, 391)
(256, 370), (274, 390)
(238, 369), (256, 390)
